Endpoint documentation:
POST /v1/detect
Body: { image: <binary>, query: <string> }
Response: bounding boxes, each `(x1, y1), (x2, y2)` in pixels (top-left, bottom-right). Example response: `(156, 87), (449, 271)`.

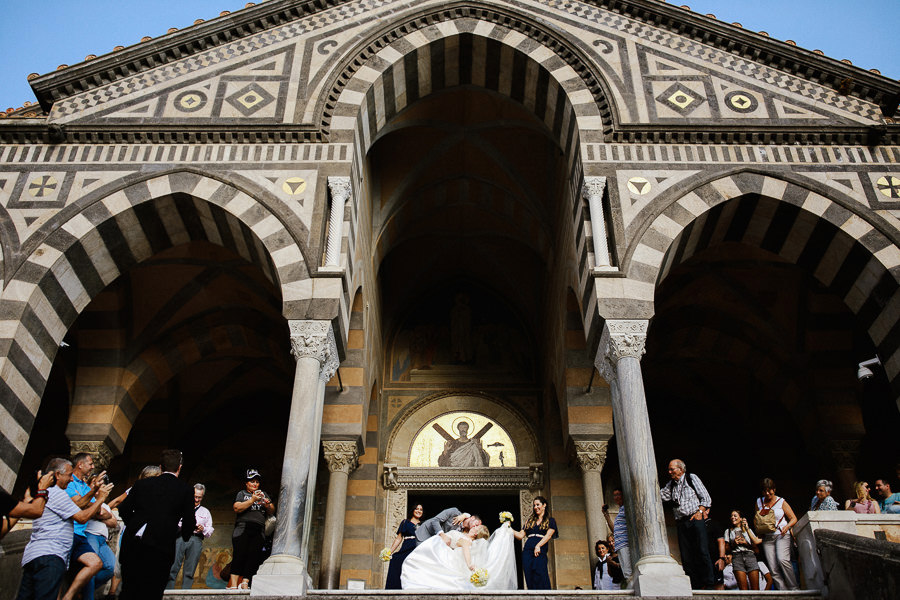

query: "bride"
(400, 522), (517, 590)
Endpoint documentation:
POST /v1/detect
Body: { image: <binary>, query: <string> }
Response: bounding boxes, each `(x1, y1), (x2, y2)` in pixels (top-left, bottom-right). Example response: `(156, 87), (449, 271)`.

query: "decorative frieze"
(380, 465), (541, 490)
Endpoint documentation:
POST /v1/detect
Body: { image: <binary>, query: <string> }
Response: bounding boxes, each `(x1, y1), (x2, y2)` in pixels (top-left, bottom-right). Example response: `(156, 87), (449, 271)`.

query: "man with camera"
(601, 489), (631, 581)
(17, 457), (113, 600)
(66, 453), (115, 600)
(660, 459), (714, 590)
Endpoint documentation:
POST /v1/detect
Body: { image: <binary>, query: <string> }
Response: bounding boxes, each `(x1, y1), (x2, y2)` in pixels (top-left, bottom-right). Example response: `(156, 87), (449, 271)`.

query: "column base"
(251, 554), (311, 597)
(631, 555), (692, 597)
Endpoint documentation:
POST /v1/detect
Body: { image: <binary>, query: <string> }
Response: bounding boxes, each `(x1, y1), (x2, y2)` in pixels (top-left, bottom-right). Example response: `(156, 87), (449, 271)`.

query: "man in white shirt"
(167, 483), (214, 589)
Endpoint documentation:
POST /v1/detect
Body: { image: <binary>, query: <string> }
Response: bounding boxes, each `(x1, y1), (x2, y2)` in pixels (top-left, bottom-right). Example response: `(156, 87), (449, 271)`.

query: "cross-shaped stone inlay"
(876, 176), (900, 199)
(28, 175), (58, 198)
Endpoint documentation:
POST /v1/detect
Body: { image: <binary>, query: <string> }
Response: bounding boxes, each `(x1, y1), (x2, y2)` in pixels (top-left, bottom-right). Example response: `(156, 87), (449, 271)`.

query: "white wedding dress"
(400, 523), (517, 590)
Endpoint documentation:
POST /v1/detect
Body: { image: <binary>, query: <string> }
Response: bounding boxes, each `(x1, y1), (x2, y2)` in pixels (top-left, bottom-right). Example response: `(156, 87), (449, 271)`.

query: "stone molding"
(322, 440), (359, 475)
(69, 440), (114, 470)
(288, 320), (339, 383)
(380, 465), (542, 490)
(575, 440), (608, 473)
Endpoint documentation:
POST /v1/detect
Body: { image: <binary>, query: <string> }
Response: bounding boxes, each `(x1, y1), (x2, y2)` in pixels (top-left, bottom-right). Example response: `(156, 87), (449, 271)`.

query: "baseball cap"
(246, 468), (261, 480)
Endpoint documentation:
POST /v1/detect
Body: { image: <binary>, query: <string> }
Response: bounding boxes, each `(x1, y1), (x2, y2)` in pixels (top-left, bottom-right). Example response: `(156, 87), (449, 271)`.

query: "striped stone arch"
(0, 171), (311, 490)
(626, 171), (900, 405)
(322, 5), (612, 173)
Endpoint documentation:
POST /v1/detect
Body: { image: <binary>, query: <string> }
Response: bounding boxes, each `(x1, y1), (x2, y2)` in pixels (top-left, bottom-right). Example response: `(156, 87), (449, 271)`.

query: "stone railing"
(795, 511), (900, 595)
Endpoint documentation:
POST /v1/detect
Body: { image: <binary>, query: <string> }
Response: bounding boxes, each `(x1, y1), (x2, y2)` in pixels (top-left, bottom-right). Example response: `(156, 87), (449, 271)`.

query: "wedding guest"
(514, 496), (557, 589)
(592, 539), (621, 590)
(107, 465), (161, 599)
(724, 510), (762, 590)
(602, 489), (631, 579)
(810, 480), (839, 511)
(844, 481), (879, 513)
(228, 469), (275, 590)
(754, 478), (798, 590)
(385, 503), (423, 589)
(722, 556), (773, 590)
(874, 478), (900, 514)
(1, 470), (54, 539)
(167, 483), (214, 589)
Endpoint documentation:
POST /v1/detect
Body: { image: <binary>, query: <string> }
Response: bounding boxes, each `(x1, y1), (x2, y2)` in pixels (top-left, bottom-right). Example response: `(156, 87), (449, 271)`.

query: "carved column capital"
(599, 319), (648, 363)
(582, 176), (608, 200)
(327, 176), (352, 203)
(574, 440), (608, 473)
(289, 320), (340, 382)
(69, 440), (115, 470)
(829, 439), (862, 470)
(322, 441), (359, 475)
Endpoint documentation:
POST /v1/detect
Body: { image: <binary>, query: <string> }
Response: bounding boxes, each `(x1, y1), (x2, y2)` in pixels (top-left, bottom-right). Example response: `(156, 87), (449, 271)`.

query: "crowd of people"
(2, 449), (898, 595)
(591, 458), (900, 592)
(1, 450), (276, 599)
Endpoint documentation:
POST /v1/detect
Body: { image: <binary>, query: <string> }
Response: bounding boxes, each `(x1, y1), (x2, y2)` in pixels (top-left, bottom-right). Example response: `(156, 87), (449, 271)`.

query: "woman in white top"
(754, 478), (798, 590)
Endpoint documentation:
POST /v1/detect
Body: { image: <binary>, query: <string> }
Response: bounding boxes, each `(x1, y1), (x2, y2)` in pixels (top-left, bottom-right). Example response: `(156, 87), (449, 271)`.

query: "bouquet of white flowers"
(499, 511), (513, 524)
(470, 568), (489, 587)
(379, 548), (392, 562)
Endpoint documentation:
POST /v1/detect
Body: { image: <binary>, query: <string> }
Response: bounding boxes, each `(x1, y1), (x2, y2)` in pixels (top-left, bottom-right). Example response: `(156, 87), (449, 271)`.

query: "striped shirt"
(613, 508), (628, 548)
(22, 486), (80, 566)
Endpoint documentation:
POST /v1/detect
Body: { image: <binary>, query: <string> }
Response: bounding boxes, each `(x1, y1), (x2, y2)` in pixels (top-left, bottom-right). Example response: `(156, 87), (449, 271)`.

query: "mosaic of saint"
(409, 412), (516, 467)
(389, 287), (533, 384)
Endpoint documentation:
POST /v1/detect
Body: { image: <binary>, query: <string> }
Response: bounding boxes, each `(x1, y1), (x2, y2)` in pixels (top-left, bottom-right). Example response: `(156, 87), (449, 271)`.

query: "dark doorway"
(408, 490), (523, 588)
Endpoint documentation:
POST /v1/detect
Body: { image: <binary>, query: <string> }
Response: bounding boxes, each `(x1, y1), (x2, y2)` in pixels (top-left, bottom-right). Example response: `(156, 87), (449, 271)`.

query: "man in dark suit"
(118, 449), (195, 600)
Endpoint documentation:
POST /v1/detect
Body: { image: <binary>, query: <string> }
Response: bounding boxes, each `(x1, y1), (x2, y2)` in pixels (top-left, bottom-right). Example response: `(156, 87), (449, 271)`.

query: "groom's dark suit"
(416, 507), (464, 544)
(118, 472), (195, 600)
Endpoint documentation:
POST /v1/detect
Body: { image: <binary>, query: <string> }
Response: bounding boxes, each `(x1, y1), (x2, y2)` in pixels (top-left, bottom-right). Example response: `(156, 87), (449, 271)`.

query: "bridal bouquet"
(470, 568), (489, 587)
(499, 511), (513, 524)
(379, 548), (392, 562)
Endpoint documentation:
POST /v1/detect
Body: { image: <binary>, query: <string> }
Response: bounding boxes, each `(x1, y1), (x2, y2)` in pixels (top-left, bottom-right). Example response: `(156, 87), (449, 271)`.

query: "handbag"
(754, 497), (782, 534)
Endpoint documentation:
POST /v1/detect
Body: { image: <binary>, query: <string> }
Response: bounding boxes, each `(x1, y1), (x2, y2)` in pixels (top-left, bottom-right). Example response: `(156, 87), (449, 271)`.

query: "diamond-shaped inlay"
(225, 83), (275, 116)
(656, 83), (706, 116)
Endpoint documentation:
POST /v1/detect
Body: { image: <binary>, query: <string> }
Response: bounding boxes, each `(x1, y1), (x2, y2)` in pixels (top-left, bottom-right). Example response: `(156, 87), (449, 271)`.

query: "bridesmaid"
(514, 496), (558, 589)
(385, 503), (424, 589)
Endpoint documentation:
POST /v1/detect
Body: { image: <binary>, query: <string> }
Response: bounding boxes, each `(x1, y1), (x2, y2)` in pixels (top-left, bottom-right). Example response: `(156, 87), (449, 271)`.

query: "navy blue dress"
(385, 519), (418, 589)
(522, 517), (558, 589)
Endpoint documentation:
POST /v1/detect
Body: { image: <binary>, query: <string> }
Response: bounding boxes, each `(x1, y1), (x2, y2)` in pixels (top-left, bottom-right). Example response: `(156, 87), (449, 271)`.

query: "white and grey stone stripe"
(328, 19), (604, 169)
(627, 173), (900, 403)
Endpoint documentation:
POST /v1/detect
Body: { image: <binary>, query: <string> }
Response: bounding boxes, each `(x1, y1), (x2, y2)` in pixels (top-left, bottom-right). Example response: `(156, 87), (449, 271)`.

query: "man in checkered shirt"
(660, 458), (714, 589)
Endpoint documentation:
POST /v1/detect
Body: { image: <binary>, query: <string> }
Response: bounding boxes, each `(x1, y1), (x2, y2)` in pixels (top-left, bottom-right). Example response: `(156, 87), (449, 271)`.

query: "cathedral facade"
(1, 0), (898, 594)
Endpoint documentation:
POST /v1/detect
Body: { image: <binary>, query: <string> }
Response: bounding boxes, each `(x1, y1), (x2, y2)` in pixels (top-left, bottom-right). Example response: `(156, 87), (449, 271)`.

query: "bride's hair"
(524, 495), (551, 530)
(474, 525), (490, 540)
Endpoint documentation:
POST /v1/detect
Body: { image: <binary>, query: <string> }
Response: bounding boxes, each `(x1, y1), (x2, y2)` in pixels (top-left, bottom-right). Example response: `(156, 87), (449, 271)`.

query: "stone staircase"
(164, 589), (824, 599)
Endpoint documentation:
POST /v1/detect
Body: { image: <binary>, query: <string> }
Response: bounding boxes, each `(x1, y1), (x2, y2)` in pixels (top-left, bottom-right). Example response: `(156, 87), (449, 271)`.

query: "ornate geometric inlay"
(381, 465), (542, 490)
(724, 90), (759, 113)
(627, 176), (652, 195)
(656, 82), (706, 115)
(225, 83), (275, 116)
(876, 176), (900, 199)
(174, 91), (207, 113)
(28, 175), (58, 198)
(282, 177), (307, 196)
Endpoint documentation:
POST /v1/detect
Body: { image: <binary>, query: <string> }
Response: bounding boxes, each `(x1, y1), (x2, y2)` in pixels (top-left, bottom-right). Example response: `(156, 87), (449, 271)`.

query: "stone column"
(253, 320), (339, 596)
(325, 177), (351, 267)
(68, 440), (115, 470)
(582, 177), (612, 268)
(575, 440), (609, 567)
(318, 440), (360, 589)
(595, 319), (691, 596)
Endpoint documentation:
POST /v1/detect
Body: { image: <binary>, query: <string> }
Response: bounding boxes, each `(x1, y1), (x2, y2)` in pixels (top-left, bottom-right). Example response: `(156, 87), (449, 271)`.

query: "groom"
(415, 507), (481, 545)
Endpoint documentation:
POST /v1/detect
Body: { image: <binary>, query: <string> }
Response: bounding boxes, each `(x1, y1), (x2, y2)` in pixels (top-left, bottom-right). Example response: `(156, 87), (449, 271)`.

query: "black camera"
(601, 504), (609, 511)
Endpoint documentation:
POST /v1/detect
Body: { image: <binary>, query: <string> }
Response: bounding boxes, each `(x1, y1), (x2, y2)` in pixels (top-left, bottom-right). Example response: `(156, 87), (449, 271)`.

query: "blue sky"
(0, 0), (897, 111)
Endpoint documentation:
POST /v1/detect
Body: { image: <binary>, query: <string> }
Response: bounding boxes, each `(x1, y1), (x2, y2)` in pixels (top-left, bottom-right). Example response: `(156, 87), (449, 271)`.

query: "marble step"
(163, 589), (824, 599)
